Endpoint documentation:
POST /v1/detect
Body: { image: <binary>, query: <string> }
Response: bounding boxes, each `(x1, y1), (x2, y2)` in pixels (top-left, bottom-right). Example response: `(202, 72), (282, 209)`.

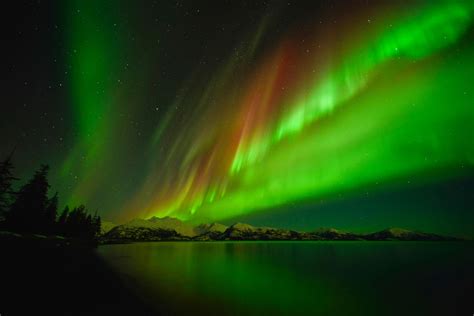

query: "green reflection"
(98, 241), (474, 315)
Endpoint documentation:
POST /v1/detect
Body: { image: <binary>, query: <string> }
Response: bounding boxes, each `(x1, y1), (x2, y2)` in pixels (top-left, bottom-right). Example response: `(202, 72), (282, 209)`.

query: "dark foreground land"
(1, 240), (156, 316)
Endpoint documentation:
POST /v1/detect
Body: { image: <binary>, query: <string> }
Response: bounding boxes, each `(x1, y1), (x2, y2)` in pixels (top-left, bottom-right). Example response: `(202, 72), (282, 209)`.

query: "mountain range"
(101, 217), (460, 243)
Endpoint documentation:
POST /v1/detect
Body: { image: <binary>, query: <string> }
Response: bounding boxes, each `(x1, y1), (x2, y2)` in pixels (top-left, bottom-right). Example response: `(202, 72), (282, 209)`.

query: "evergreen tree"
(44, 192), (58, 234)
(93, 213), (102, 237)
(6, 164), (50, 233)
(59, 205), (100, 241)
(2, 160), (101, 242)
(0, 154), (18, 220)
(57, 206), (69, 224)
(64, 205), (85, 238)
(57, 205), (69, 235)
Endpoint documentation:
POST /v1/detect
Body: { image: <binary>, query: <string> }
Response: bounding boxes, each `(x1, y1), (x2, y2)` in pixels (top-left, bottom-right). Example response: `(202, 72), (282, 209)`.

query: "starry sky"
(2, 0), (474, 236)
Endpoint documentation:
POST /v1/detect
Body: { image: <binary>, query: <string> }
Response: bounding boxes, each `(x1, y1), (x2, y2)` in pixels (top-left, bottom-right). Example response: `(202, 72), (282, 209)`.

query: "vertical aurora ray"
(130, 1), (473, 222)
(232, 2), (473, 173)
(55, 1), (473, 224)
(58, 1), (124, 207)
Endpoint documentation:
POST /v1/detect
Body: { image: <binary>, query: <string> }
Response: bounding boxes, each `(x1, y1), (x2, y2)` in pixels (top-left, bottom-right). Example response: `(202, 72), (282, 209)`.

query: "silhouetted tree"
(5, 164), (50, 233)
(0, 154), (18, 220)
(55, 204), (100, 241)
(93, 213), (101, 237)
(3, 161), (101, 243)
(56, 206), (69, 235)
(44, 192), (58, 234)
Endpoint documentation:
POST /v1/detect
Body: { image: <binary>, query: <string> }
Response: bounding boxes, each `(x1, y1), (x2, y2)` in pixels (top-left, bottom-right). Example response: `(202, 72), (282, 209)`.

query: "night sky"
(2, 0), (473, 236)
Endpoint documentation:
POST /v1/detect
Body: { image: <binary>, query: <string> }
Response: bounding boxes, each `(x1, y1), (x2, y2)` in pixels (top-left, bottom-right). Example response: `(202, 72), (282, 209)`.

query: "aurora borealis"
(2, 0), (474, 235)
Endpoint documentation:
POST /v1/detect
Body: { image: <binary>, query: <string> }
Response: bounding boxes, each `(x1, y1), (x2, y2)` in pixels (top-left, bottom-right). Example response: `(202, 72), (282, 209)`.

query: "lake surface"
(97, 241), (474, 315)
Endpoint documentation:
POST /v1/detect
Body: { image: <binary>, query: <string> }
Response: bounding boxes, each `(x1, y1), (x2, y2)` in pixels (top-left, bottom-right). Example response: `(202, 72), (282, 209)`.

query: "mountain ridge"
(102, 217), (462, 243)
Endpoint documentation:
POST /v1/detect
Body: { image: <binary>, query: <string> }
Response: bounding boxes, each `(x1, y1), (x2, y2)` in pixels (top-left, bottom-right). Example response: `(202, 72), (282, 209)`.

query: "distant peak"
(382, 227), (413, 235)
(313, 227), (343, 234)
(148, 216), (182, 223)
(230, 223), (256, 230)
(195, 222), (228, 234)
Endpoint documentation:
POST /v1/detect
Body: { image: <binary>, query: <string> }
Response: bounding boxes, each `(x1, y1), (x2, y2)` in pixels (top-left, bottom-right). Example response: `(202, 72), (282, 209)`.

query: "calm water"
(97, 242), (474, 315)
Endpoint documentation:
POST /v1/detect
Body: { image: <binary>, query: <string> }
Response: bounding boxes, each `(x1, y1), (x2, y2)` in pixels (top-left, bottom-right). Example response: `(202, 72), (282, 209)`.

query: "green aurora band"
(59, 1), (474, 224)
(60, 1), (125, 207)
